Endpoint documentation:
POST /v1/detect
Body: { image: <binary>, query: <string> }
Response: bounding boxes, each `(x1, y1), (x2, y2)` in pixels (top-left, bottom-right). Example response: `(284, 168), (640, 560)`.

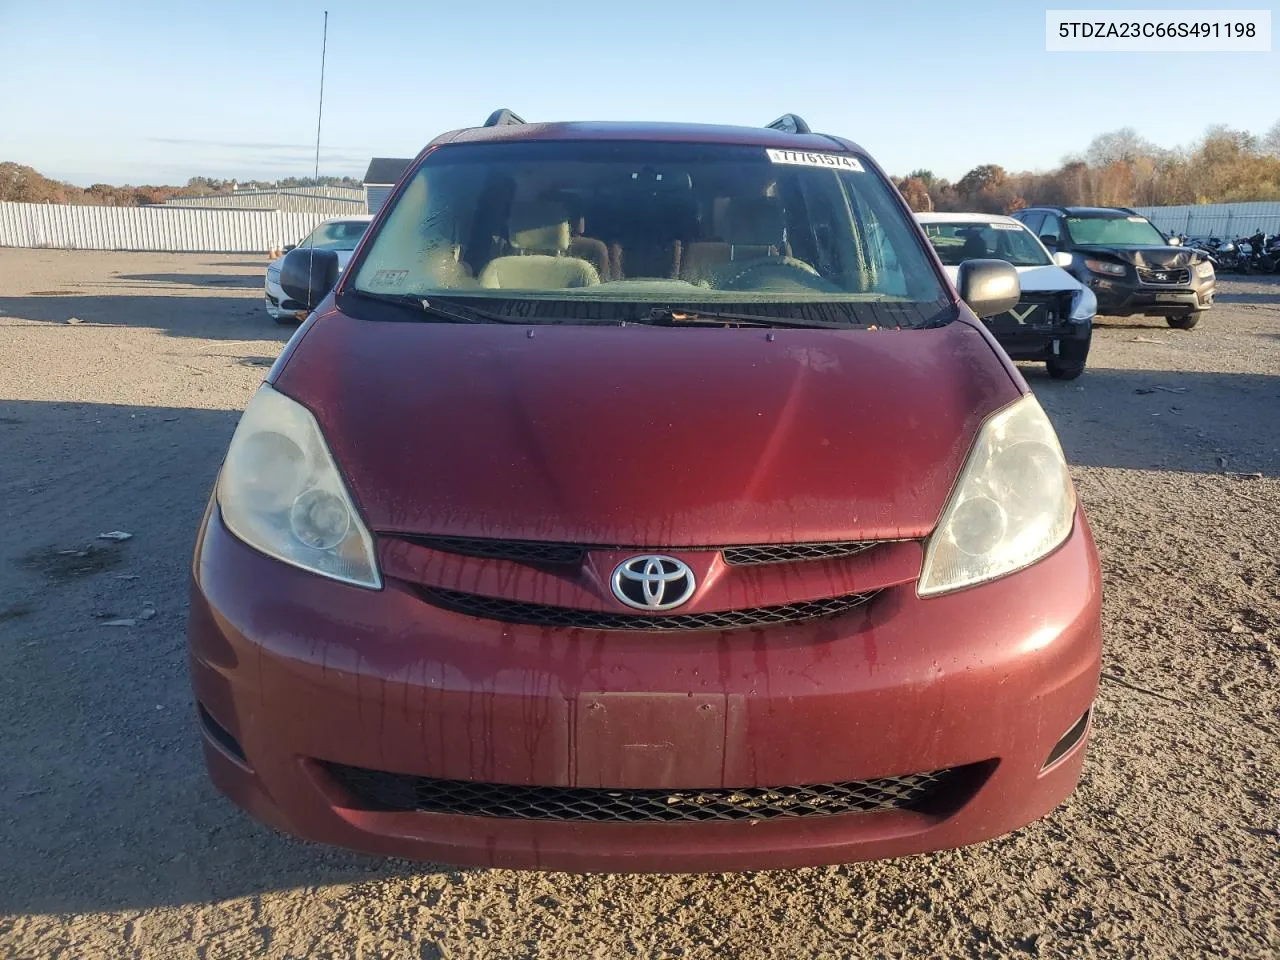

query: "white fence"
(0, 202), (328, 253)
(1134, 202), (1280, 238)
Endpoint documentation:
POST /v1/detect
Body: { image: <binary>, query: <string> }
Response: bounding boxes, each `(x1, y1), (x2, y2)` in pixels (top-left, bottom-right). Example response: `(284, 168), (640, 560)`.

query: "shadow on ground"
(1027, 365), (1279, 476)
(118, 273), (262, 289)
(1213, 289), (1280, 304)
(0, 293), (292, 342)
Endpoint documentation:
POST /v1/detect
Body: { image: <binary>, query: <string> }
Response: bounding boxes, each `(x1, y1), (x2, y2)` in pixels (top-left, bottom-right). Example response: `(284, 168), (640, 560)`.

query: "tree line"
(896, 122), (1280, 213)
(4, 121), (1280, 212)
(0, 163), (362, 206)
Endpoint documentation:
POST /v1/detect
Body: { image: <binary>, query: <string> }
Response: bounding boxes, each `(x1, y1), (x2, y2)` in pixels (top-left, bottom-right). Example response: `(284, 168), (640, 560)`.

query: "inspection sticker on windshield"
(991, 223), (1022, 230)
(766, 149), (864, 172)
(369, 269), (408, 289)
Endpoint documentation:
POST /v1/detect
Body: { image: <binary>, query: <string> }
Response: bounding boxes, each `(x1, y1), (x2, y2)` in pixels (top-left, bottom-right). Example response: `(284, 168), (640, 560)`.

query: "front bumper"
(188, 505), (1103, 872)
(989, 318), (1091, 362)
(265, 275), (307, 320)
(1086, 272), (1214, 317)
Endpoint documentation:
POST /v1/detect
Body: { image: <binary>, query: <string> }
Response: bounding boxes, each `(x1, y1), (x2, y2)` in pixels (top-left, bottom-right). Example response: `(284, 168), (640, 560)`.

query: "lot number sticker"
(369, 269), (409, 289)
(766, 149), (865, 172)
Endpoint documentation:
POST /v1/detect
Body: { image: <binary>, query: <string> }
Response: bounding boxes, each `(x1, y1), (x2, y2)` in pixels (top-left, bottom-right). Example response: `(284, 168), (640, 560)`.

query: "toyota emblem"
(611, 555), (696, 610)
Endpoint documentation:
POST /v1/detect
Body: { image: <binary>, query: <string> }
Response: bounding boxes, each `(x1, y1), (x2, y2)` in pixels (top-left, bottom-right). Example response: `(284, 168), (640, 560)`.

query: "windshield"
(351, 141), (945, 322)
(1066, 215), (1166, 247)
(921, 220), (1051, 267)
(299, 220), (370, 251)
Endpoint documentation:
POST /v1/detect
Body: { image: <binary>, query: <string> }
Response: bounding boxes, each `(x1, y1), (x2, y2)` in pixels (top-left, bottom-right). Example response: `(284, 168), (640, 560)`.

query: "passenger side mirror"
(1167, 236), (1182, 246)
(1039, 234), (1059, 249)
(280, 248), (341, 310)
(1053, 251), (1073, 268)
(956, 259), (1020, 319)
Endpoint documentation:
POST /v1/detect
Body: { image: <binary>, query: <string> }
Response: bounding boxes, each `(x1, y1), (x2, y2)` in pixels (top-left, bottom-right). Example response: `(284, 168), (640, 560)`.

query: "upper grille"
(391, 534), (892, 567)
(417, 585), (877, 631)
(721, 541), (881, 565)
(1137, 266), (1191, 285)
(324, 762), (961, 822)
(400, 535), (585, 566)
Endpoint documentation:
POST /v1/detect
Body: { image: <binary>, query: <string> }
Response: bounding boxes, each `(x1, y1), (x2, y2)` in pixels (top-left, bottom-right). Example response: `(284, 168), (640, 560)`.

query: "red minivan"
(187, 111), (1102, 872)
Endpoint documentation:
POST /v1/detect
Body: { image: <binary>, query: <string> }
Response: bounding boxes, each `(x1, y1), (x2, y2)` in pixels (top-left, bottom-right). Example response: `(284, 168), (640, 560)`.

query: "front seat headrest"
(724, 198), (785, 247)
(508, 201), (570, 254)
(960, 231), (989, 260)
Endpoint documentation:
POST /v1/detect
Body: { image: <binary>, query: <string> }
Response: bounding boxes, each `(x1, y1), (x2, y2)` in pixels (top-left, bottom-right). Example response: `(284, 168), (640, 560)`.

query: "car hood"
(942, 263), (1084, 293)
(267, 249), (356, 275)
(1074, 245), (1202, 268)
(273, 311), (1020, 545)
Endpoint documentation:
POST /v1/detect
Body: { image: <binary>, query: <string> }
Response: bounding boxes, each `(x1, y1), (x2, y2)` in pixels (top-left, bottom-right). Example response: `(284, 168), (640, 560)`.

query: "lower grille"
(1137, 266), (1190, 285)
(324, 763), (962, 822)
(417, 585), (877, 630)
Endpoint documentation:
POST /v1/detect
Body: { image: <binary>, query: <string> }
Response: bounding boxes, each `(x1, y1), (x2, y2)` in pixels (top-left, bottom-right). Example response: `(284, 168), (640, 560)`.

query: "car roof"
(915, 212), (1021, 225)
(1022, 205), (1138, 217)
(428, 120), (865, 155)
(317, 215), (374, 225)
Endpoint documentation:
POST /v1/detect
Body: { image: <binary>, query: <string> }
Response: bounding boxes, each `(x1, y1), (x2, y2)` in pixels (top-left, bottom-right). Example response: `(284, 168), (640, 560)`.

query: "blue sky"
(0, 0), (1274, 186)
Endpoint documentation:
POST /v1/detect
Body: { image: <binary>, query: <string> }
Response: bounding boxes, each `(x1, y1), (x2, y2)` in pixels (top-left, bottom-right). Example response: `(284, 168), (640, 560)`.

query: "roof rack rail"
(483, 109), (526, 127)
(765, 114), (811, 135)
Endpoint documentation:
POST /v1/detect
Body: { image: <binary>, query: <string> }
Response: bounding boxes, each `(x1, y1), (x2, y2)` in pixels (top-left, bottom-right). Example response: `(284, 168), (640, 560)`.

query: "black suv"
(1011, 206), (1215, 329)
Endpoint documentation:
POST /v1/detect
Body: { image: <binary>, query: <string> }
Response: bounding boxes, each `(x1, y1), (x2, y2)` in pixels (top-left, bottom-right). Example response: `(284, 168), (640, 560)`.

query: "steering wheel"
(713, 256), (833, 293)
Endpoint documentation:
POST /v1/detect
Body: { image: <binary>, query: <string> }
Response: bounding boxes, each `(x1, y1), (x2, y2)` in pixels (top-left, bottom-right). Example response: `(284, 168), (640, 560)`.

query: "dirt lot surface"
(1, 250), (1277, 959)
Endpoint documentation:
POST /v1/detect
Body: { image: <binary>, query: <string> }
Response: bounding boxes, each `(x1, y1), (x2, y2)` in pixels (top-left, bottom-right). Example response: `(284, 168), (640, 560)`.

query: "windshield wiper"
(636, 306), (861, 330)
(349, 290), (531, 324)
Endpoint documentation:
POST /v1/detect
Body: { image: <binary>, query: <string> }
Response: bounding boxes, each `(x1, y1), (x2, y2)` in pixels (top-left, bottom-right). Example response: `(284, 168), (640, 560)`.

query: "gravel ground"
(0, 250), (1276, 959)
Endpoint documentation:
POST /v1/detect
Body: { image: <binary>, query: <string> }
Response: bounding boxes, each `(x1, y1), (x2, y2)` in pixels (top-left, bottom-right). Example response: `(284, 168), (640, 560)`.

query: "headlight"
(266, 266), (282, 281)
(217, 385), (381, 588)
(919, 395), (1075, 596)
(1069, 286), (1096, 321)
(1084, 259), (1126, 277)
(1194, 260), (1214, 279)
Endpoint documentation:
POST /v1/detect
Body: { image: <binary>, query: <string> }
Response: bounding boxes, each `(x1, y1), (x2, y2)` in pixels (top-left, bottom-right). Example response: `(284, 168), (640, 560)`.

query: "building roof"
(362, 158), (412, 185)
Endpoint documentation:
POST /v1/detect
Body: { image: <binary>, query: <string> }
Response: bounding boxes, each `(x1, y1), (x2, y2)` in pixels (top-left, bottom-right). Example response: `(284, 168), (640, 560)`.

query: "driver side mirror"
(283, 244), (297, 253)
(1167, 236), (1182, 246)
(957, 259), (1020, 319)
(280, 248), (341, 310)
(1039, 234), (1059, 249)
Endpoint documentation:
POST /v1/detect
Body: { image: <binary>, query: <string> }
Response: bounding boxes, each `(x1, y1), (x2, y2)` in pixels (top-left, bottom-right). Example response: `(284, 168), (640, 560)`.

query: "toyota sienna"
(187, 111), (1103, 872)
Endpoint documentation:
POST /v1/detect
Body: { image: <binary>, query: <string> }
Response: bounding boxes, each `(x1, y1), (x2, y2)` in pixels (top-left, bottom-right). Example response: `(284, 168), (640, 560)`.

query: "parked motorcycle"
(1266, 235), (1280, 274)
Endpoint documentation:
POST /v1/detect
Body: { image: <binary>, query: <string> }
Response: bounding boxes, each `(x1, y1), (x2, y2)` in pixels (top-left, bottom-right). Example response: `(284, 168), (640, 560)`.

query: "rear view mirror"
(956, 259), (1020, 319)
(280, 248), (341, 310)
(1039, 234), (1059, 248)
(1053, 251), (1073, 268)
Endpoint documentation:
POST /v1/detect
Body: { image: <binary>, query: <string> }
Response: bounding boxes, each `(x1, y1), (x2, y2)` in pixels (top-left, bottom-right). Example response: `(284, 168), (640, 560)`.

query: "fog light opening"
(198, 702), (249, 766)
(1042, 709), (1090, 770)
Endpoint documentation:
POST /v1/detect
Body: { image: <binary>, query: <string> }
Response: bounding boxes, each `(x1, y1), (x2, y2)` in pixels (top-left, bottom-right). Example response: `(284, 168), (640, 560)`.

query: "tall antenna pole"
(305, 10), (329, 301)
(314, 10), (328, 184)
